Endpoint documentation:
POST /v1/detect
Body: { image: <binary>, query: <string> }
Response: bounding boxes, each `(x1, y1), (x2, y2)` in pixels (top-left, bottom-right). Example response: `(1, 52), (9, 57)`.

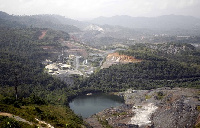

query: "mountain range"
(1, 10), (200, 41)
(1, 11), (200, 32)
(89, 15), (200, 30)
(0, 11), (82, 33)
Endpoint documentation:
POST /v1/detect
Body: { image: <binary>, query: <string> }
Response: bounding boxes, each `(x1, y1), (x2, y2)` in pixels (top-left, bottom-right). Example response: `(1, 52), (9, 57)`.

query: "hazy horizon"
(0, 0), (200, 20)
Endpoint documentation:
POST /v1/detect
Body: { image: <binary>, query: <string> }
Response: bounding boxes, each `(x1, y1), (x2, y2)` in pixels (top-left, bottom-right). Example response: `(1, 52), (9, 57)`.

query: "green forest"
(0, 27), (87, 127)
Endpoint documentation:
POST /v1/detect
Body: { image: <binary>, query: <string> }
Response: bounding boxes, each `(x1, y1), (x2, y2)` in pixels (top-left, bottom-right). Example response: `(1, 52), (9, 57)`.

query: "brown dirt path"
(0, 112), (55, 127)
(39, 30), (47, 39)
(0, 112), (33, 125)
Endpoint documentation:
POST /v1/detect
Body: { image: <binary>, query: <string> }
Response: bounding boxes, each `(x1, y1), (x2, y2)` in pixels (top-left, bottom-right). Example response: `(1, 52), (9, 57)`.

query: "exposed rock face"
(101, 52), (141, 68)
(122, 88), (200, 128)
(129, 103), (158, 126)
(84, 24), (104, 32)
(85, 88), (200, 128)
(152, 96), (199, 128)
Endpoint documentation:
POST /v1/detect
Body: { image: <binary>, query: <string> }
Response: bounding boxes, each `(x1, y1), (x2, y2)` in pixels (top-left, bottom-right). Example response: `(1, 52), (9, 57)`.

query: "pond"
(69, 93), (124, 118)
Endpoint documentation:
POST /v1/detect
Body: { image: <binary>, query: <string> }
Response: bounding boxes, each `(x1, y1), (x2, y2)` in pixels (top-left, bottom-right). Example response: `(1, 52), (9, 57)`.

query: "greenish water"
(69, 93), (124, 118)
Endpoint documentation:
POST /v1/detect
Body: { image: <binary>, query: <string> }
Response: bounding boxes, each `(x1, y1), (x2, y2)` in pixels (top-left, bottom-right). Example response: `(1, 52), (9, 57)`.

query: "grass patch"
(195, 123), (200, 128)
(0, 116), (36, 128)
(145, 95), (152, 99)
(155, 91), (165, 100)
(0, 104), (84, 128)
(197, 106), (200, 111)
(112, 112), (127, 116)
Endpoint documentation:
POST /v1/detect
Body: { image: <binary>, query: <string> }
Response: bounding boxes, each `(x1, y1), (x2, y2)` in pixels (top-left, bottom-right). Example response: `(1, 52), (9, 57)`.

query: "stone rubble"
(85, 88), (200, 128)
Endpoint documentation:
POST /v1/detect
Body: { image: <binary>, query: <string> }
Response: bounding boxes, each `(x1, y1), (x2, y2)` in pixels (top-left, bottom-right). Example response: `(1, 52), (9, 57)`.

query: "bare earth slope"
(101, 52), (142, 69)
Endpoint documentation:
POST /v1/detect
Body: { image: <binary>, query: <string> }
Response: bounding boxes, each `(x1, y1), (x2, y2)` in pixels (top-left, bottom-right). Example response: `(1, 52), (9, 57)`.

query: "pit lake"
(69, 93), (124, 118)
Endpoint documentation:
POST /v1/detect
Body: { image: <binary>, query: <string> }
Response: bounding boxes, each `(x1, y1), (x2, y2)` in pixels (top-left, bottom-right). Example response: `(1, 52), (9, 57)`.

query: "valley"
(0, 10), (200, 128)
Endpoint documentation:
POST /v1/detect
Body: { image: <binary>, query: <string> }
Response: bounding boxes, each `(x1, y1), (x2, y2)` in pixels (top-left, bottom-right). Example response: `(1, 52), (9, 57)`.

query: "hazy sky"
(0, 0), (200, 20)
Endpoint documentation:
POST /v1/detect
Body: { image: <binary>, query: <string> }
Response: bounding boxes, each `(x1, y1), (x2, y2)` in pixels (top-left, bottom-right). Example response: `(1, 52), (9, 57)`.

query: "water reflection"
(69, 93), (124, 118)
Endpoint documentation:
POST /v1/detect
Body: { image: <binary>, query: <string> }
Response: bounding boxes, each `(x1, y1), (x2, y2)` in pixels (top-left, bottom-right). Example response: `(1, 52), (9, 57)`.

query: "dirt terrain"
(61, 41), (88, 58)
(39, 30), (47, 39)
(85, 88), (200, 128)
(101, 52), (141, 69)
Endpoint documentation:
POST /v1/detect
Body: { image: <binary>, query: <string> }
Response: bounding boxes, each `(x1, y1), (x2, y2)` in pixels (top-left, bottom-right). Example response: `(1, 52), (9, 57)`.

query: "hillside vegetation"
(78, 43), (200, 92)
(0, 27), (86, 127)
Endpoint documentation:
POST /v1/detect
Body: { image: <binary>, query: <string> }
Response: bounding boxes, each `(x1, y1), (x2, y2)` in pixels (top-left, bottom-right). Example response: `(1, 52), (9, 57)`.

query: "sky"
(0, 0), (200, 20)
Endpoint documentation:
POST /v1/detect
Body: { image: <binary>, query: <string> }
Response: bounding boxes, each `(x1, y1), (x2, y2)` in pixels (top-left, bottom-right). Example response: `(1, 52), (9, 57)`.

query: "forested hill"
(0, 11), (80, 32)
(0, 27), (73, 104)
(0, 27), (86, 127)
(78, 43), (200, 92)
